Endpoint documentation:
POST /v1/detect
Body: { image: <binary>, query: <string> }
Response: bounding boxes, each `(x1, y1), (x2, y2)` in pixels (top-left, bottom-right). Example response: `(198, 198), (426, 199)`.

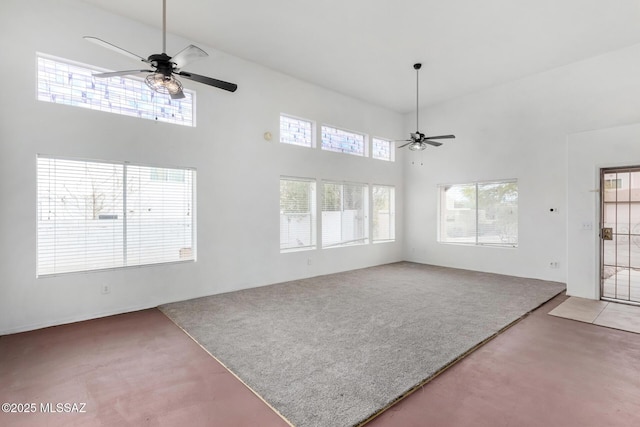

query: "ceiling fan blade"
(397, 141), (412, 148)
(170, 88), (186, 100)
(178, 71), (238, 92)
(92, 70), (153, 78)
(423, 134), (455, 140)
(171, 45), (208, 70)
(424, 140), (443, 147)
(83, 36), (150, 64)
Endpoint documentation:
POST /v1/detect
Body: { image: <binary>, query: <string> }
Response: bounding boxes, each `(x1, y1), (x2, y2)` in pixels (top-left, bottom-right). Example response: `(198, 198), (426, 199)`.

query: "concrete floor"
(1, 293), (640, 427)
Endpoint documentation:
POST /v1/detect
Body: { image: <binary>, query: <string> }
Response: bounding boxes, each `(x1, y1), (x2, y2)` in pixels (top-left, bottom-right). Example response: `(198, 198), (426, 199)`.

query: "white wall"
(404, 42), (640, 283)
(567, 123), (640, 299)
(0, 0), (404, 334)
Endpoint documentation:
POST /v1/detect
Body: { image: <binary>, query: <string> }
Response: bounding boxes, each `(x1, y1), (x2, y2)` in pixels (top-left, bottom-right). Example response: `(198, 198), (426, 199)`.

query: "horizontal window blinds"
(280, 177), (316, 251)
(372, 185), (395, 242)
(37, 156), (195, 276)
(321, 181), (368, 248)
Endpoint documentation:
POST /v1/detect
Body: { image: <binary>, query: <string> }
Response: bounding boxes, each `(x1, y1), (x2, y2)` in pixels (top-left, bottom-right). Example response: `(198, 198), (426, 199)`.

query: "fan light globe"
(408, 142), (426, 151)
(145, 73), (183, 95)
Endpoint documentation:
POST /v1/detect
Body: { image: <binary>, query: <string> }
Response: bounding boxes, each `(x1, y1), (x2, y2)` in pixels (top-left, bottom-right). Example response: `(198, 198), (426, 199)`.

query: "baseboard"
(0, 302), (159, 336)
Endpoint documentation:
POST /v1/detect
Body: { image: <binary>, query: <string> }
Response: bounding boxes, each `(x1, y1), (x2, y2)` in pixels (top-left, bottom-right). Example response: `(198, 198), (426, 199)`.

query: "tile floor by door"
(1, 293), (640, 427)
(549, 296), (640, 334)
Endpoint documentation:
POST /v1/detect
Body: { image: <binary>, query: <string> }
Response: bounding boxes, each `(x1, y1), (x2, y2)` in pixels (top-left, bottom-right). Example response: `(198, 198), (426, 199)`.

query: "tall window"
(37, 53), (195, 127)
(37, 156), (196, 276)
(280, 177), (317, 252)
(372, 185), (395, 242)
(321, 126), (366, 156)
(280, 114), (314, 148)
(438, 180), (518, 247)
(321, 181), (368, 248)
(372, 138), (394, 161)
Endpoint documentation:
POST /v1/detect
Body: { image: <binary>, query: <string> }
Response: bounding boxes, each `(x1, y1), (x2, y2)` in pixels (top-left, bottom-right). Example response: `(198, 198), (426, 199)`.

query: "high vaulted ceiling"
(79, 0), (640, 113)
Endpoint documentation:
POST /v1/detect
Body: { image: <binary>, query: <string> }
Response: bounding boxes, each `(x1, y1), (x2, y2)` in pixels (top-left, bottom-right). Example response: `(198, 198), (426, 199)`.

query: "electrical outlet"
(307, 258), (312, 266)
(549, 262), (559, 269)
(101, 284), (111, 294)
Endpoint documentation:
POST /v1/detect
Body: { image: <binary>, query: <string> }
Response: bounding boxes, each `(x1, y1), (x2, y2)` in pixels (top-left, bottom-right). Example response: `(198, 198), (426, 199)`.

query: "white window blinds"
(280, 177), (316, 251)
(321, 181), (368, 248)
(372, 185), (395, 242)
(37, 156), (196, 276)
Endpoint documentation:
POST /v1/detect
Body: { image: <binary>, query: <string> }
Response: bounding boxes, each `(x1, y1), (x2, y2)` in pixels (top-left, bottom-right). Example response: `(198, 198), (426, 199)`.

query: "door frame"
(599, 166), (640, 306)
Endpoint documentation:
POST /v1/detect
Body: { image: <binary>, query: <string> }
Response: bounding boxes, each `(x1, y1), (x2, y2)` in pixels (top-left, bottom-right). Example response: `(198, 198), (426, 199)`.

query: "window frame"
(36, 52), (196, 127)
(372, 184), (396, 243)
(437, 179), (518, 248)
(279, 113), (316, 148)
(36, 155), (197, 277)
(371, 137), (395, 162)
(279, 176), (317, 253)
(320, 125), (368, 157)
(320, 180), (369, 248)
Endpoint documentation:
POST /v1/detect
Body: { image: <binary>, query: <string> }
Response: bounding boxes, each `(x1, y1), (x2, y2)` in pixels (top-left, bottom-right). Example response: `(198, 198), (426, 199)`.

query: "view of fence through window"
(322, 181), (369, 247)
(439, 180), (518, 247)
(37, 54), (194, 127)
(372, 185), (395, 242)
(37, 156), (196, 276)
(279, 177), (316, 251)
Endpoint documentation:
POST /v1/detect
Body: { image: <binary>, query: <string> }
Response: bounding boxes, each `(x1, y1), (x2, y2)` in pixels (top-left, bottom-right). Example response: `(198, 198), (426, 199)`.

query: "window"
(37, 156), (196, 276)
(280, 177), (316, 252)
(372, 185), (395, 242)
(37, 53), (195, 127)
(372, 138), (394, 161)
(439, 180), (518, 247)
(280, 114), (314, 148)
(604, 178), (622, 189)
(321, 181), (368, 247)
(321, 126), (366, 156)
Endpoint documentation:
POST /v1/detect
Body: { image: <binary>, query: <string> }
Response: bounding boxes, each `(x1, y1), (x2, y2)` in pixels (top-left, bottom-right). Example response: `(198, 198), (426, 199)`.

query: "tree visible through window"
(373, 185), (395, 242)
(439, 180), (518, 247)
(37, 156), (196, 276)
(280, 177), (316, 251)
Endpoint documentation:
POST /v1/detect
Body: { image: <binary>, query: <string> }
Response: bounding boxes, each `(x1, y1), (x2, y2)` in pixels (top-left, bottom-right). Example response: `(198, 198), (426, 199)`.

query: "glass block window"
(321, 126), (366, 156)
(37, 155), (196, 276)
(280, 114), (314, 147)
(372, 138), (394, 161)
(37, 53), (195, 127)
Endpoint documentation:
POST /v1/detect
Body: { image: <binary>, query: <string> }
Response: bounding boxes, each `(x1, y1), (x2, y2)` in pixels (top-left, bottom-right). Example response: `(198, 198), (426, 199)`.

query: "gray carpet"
(159, 262), (565, 427)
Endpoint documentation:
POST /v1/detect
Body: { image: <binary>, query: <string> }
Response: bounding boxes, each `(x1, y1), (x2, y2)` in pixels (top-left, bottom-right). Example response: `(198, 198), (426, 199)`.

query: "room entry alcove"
(601, 166), (640, 304)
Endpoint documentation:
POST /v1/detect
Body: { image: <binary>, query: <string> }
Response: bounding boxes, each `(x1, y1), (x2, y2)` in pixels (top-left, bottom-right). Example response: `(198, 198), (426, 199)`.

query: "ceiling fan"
(83, 0), (237, 100)
(397, 63), (454, 151)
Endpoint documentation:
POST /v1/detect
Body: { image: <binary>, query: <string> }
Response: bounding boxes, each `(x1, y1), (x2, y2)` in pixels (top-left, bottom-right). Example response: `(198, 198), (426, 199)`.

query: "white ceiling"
(79, 0), (640, 113)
